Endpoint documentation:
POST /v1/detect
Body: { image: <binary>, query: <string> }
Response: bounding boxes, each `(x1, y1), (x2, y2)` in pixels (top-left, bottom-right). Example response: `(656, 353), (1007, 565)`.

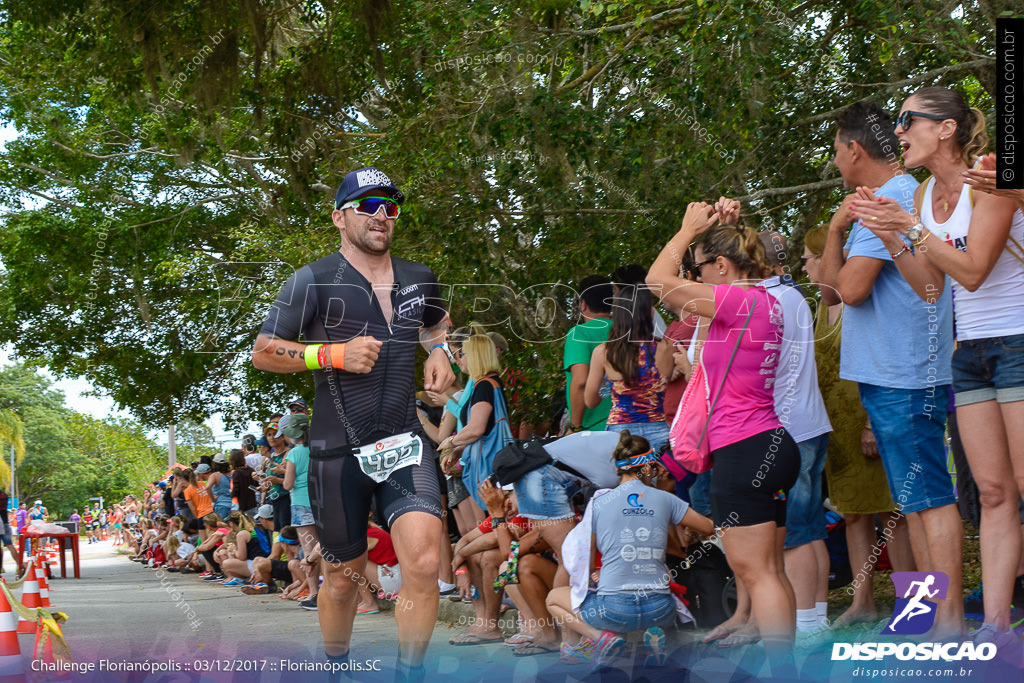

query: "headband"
(614, 449), (658, 469)
(279, 536), (298, 545)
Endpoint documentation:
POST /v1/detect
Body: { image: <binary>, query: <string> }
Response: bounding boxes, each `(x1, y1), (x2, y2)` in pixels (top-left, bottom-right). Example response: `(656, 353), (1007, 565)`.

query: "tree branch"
(48, 140), (174, 159)
(541, 6), (688, 36)
(732, 178), (844, 203)
(793, 59), (994, 126)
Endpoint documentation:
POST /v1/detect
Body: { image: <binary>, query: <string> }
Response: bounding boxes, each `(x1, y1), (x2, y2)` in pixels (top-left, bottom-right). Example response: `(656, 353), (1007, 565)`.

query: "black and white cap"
(334, 167), (405, 209)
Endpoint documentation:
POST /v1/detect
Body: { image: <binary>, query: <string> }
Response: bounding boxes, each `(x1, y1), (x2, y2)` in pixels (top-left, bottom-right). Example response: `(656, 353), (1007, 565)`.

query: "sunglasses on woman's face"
(895, 110), (947, 131)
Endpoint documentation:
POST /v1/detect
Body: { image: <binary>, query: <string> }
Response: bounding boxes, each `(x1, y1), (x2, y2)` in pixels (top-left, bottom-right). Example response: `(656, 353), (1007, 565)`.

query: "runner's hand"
(424, 346), (456, 392)
(861, 427), (879, 459)
(329, 336), (381, 373)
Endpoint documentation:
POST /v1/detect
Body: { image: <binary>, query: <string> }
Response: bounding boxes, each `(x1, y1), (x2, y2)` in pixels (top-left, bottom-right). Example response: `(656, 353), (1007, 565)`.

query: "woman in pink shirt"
(647, 199), (800, 665)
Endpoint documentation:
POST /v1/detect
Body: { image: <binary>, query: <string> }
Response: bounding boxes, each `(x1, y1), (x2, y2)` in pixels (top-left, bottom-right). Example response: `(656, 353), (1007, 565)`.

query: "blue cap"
(334, 167), (404, 209)
(255, 437), (269, 447)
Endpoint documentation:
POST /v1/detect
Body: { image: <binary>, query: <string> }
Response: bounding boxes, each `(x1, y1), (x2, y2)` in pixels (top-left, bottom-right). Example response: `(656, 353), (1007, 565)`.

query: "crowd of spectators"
(109, 88), (1024, 670)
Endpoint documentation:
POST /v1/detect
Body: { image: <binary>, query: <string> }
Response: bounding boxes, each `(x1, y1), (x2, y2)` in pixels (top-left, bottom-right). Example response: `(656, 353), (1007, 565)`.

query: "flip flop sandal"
(512, 643), (559, 657)
(448, 633), (505, 646)
(357, 607), (381, 615)
(504, 633), (534, 646)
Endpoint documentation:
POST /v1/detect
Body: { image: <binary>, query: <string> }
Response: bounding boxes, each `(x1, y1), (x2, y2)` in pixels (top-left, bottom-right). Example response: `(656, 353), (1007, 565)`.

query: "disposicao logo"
(831, 570), (996, 663)
(884, 571), (948, 635)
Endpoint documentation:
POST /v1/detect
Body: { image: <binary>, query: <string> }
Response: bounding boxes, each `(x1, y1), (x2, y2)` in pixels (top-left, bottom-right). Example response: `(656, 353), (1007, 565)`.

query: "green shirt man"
(563, 275), (614, 432)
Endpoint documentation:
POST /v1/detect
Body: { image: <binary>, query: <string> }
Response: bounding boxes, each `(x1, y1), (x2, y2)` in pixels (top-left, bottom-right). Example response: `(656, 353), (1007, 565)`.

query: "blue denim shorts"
(858, 383), (955, 515)
(607, 421), (671, 452)
(513, 465), (575, 520)
(290, 504), (315, 527)
(951, 334), (1024, 406)
(579, 590), (676, 633)
(784, 433), (829, 549)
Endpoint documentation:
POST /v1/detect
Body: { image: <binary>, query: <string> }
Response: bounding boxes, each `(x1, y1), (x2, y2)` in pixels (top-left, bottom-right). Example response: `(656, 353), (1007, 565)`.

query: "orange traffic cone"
(46, 551), (58, 580)
(16, 563), (40, 635)
(0, 586), (26, 683)
(35, 566), (51, 610)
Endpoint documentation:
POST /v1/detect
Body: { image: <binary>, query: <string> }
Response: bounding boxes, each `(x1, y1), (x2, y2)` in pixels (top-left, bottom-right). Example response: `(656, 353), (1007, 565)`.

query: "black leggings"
(710, 427), (800, 528)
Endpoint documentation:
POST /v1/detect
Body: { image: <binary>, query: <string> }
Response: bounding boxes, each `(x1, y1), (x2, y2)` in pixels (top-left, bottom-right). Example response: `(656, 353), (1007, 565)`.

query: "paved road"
(42, 541), (1016, 682)
(42, 541), (701, 683)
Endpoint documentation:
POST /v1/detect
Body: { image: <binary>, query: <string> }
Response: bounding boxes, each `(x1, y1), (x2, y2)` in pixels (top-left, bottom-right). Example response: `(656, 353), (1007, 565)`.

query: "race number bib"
(353, 433), (423, 483)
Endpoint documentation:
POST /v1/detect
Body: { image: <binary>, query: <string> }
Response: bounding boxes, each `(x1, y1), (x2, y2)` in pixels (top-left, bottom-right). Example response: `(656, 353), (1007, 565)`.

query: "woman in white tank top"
(850, 87), (1024, 646)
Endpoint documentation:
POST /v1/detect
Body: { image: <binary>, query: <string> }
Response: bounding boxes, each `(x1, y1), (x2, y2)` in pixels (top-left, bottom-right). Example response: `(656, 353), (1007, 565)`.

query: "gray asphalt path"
(42, 540), (665, 683)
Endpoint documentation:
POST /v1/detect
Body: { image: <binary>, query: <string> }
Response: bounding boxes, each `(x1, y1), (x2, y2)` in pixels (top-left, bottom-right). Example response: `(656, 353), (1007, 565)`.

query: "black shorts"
(309, 442), (442, 563)
(710, 427), (800, 528)
(270, 559), (293, 583)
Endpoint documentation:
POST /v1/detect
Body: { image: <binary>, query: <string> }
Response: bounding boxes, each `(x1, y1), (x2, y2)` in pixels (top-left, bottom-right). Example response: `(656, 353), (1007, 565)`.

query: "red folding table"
(17, 528), (81, 579)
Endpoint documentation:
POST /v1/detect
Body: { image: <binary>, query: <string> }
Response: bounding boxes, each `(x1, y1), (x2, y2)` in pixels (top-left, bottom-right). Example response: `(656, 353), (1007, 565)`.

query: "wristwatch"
(907, 222), (924, 242)
(491, 517), (506, 527)
(430, 342), (457, 363)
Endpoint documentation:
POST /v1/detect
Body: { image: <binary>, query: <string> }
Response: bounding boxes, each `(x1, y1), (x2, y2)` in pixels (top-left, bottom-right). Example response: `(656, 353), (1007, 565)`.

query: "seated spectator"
(354, 513), (402, 615)
(447, 483), (528, 646)
(244, 518), (304, 597)
(219, 511), (272, 587)
(193, 513), (229, 581)
(547, 431), (714, 666)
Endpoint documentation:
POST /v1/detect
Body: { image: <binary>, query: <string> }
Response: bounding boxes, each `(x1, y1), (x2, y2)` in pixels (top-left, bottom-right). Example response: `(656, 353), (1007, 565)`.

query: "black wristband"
(491, 517), (506, 527)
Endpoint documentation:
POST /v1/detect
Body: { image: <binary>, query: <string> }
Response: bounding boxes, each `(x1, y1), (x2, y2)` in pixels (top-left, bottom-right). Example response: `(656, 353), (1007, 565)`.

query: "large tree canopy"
(0, 0), (1010, 428)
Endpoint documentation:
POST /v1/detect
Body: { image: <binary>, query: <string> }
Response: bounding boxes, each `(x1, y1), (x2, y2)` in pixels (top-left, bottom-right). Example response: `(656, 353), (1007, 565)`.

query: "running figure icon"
(884, 571), (949, 635)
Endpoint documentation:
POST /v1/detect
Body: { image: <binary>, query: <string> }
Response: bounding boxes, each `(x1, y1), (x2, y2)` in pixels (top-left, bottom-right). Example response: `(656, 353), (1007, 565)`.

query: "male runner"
(253, 166), (454, 680)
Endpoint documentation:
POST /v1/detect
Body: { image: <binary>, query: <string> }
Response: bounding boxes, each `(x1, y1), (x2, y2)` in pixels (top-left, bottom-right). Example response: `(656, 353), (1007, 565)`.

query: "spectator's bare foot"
(702, 614), (749, 643)
(718, 622), (761, 648)
(831, 606), (877, 628)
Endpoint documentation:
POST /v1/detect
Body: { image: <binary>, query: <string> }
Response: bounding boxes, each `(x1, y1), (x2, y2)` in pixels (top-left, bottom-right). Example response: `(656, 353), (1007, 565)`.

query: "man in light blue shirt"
(820, 101), (961, 636)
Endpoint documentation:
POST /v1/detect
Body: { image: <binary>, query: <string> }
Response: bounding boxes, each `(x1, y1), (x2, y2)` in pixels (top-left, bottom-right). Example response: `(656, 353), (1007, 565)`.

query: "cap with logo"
(282, 413), (309, 440)
(334, 167), (404, 209)
(256, 504), (274, 519)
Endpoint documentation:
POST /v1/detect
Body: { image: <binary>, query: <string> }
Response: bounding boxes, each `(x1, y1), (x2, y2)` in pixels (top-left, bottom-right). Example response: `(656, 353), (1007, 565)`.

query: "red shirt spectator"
(662, 315), (700, 423)
(367, 526), (398, 568)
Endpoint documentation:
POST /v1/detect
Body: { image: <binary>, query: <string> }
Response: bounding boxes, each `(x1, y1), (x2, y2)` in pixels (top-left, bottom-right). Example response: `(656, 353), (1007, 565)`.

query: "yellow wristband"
(304, 345), (323, 370)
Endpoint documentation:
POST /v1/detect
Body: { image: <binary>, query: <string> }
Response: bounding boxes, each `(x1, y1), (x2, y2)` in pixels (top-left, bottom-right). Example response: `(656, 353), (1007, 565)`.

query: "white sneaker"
(970, 623), (1020, 651)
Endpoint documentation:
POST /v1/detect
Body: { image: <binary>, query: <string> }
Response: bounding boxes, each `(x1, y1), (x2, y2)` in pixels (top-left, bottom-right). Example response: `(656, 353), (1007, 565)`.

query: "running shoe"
(222, 577), (246, 587)
(299, 596), (319, 611)
(199, 570), (213, 578)
(241, 583), (269, 595)
(643, 626), (667, 667)
(591, 631), (625, 667)
(559, 638), (596, 664)
(203, 573), (224, 582)
(970, 622), (1021, 650)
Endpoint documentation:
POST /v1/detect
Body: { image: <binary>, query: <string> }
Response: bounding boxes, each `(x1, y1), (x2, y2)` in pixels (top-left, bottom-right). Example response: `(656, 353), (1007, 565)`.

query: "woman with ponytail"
(646, 199), (800, 667)
(546, 430), (713, 667)
(852, 87), (1024, 647)
(584, 285), (675, 450)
